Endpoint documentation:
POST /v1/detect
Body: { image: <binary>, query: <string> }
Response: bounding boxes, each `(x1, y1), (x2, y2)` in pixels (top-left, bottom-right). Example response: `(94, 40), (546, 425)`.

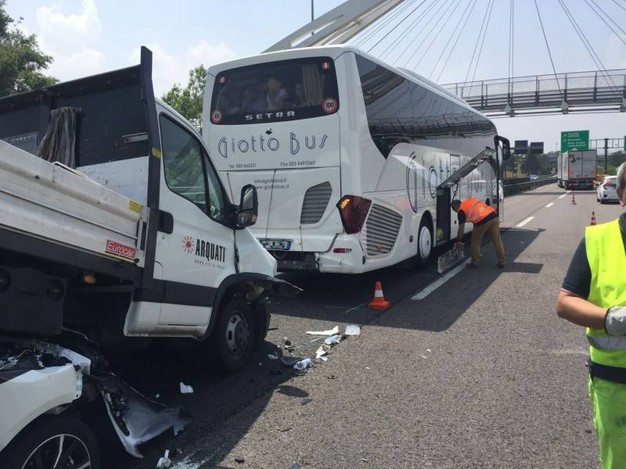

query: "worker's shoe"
(497, 263), (506, 269)
(465, 261), (478, 268)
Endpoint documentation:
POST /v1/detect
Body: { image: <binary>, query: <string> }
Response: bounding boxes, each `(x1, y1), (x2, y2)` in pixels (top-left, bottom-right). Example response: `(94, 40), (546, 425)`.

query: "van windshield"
(209, 57), (339, 125)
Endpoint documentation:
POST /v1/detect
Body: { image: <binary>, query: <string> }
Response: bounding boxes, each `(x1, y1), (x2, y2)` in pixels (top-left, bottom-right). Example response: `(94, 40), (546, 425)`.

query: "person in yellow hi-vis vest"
(556, 161), (626, 469)
(451, 197), (505, 268)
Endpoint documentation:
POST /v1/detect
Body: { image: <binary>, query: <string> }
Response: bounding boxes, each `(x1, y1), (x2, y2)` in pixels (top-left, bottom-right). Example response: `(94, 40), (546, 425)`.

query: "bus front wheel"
(412, 217), (433, 269)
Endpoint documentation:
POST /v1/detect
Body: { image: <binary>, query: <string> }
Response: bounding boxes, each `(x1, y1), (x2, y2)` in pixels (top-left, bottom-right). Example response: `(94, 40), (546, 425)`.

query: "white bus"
(203, 45), (509, 273)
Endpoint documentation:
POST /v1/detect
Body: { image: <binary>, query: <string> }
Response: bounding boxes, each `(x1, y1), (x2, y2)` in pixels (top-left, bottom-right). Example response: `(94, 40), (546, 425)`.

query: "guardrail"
(503, 176), (557, 197)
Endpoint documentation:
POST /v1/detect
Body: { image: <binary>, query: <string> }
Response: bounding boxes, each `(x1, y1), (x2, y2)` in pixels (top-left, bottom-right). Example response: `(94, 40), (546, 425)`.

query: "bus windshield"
(209, 57), (339, 125)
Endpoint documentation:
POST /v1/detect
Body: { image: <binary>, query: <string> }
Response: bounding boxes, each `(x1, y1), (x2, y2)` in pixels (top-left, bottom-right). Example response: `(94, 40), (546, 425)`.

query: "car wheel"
(2, 415), (100, 469)
(211, 298), (255, 373)
(412, 216), (433, 269)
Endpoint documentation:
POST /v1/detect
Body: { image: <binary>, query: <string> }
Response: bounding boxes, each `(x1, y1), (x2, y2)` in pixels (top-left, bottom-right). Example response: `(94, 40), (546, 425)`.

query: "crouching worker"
(451, 198), (505, 268)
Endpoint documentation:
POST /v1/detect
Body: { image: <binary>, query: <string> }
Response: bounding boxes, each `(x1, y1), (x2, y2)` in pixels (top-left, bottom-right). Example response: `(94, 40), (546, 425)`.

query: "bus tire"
(412, 216), (433, 269)
(211, 298), (255, 373)
(2, 415), (100, 469)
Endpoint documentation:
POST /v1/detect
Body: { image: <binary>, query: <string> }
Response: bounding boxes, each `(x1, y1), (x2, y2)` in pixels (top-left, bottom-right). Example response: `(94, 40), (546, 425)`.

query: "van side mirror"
(495, 135), (511, 161)
(237, 184), (258, 228)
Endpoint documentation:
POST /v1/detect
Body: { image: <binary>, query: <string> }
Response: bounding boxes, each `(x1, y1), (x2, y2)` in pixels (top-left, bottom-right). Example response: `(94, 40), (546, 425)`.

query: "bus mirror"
(495, 135), (511, 161)
(237, 184), (258, 228)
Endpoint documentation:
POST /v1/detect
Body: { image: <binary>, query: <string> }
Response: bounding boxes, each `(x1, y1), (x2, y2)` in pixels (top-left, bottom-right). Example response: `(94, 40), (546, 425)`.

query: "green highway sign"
(561, 130), (589, 152)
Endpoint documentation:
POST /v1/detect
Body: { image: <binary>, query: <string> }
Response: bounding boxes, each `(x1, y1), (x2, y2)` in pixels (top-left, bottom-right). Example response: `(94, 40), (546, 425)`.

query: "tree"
(162, 66), (208, 129)
(0, 0), (57, 96)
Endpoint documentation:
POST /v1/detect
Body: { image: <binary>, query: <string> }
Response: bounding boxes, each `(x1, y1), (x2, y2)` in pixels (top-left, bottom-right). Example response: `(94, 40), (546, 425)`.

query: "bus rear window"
(209, 57), (339, 125)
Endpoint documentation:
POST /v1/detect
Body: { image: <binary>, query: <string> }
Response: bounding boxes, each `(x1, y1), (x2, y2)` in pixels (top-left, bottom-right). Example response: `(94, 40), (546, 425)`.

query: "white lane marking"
(516, 216), (534, 227)
(412, 263), (465, 300)
(558, 192), (568, 199)
(546, 202), (554, 208)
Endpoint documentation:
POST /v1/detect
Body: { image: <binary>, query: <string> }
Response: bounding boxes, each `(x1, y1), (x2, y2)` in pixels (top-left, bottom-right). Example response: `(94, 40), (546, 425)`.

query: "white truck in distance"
(0, 47), (298, 466)
(557, 149), (597, 190)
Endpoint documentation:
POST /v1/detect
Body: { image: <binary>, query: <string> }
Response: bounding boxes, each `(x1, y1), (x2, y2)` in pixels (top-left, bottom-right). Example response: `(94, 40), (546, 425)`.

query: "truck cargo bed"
(0, 140), (144, 265)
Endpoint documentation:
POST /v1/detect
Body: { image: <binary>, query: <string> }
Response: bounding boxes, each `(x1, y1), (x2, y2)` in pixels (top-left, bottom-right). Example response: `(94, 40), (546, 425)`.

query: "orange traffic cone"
(590, 211), (596, 225)
(571, 194), (576, 205)
(368, 281), (390, 310)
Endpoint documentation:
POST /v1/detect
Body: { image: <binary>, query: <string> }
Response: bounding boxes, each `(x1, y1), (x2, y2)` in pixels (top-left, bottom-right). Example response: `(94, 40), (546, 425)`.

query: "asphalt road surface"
(110, 183), (615, 468)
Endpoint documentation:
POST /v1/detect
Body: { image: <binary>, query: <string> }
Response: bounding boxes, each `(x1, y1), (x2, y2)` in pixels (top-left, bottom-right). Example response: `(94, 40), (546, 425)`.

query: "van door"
(152, 114), (237, 331)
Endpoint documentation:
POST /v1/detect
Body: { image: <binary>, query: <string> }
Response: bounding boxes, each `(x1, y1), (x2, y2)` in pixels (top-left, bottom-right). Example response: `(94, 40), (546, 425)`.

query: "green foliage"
(0, 0), (57, 97)
(161, 66), (208, 129)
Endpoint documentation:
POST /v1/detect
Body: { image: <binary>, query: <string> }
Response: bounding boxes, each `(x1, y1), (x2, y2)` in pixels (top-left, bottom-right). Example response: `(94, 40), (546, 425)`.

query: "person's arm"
(454, 211), (466, 247)
(555, 290), (606, 329)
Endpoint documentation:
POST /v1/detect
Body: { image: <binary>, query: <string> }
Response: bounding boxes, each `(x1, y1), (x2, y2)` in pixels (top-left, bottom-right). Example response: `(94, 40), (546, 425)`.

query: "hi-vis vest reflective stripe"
(458, 197), (494, 224)
(585, 219), (626, 368)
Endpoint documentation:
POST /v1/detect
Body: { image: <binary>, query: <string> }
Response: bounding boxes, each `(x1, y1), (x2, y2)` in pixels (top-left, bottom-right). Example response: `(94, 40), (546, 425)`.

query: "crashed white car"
(0, 337), (187, 467)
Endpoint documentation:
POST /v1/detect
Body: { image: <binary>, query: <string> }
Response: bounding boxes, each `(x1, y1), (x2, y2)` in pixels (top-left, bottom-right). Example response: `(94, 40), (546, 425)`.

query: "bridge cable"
(435, 0), (480, 83)
(585, 0), (626, 45)
(431, 0), (479, 82)
(532, 0), (563, 97)
(378, 0), (439, 60)
(354, 0), (419, 48)
(356, 0), (427, 52)
(467, 0), (496, 85)
(413, 0), (465, 70)
(508, 0), (515, 100)
(400, 0), (456, 69)
(610, 0), (626, 14)
(462, 0), (495, 88)
(391, 0), (443, 64)
(557, 0), (618, 89)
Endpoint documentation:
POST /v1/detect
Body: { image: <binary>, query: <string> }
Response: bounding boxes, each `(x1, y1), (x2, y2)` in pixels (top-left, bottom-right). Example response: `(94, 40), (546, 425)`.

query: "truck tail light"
(336, 195), (371, 234)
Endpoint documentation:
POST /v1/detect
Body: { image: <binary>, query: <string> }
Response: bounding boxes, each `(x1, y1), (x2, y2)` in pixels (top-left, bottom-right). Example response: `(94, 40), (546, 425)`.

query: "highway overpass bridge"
(442, 69), (626, 118)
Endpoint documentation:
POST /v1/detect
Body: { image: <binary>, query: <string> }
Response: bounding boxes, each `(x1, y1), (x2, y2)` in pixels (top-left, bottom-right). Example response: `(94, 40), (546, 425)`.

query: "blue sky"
(5, 0), (626, 152)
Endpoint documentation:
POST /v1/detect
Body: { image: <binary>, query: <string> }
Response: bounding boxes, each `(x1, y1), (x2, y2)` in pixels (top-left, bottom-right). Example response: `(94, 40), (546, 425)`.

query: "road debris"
(324, 334), (342, 345)
(293, 357), (313, 372)
(155, 449), (172, 468)
(280, 356), (299, 367)
(345, 324), (361, 336)
(306, 326), (339, 336)
(315, 344), (330, 359)
(179, 382), (194, 394)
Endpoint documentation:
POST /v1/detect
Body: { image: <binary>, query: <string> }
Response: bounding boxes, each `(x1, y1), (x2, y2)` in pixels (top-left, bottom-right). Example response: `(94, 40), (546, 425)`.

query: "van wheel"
(212, 298), (255, 373)
(3, 415), (100, 469)
(412, 217), (433, 269)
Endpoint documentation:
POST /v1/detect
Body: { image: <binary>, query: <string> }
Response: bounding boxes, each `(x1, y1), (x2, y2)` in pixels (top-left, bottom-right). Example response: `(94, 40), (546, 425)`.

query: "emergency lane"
(114, 182), (610, 468)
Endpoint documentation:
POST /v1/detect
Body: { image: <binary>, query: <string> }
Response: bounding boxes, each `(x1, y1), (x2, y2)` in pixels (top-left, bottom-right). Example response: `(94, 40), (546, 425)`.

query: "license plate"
(260, 239), (292, 250)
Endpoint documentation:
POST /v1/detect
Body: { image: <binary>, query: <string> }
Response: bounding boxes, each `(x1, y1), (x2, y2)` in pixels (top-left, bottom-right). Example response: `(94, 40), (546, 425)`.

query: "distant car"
(597, 175), (618, 204)
(529, 174), (538, 180)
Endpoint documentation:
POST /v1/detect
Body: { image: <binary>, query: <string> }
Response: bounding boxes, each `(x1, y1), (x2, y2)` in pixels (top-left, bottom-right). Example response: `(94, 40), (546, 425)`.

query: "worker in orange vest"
(451, 198), (505, 268)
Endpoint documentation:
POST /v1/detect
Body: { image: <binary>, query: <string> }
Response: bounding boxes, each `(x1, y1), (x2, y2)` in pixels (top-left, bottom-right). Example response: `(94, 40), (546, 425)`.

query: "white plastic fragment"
(315, 344), (330, 359)
(306, 326), (339, 336)
(156, 449), (172, 468)
(345, 324), (361, 336)
(179, 382), (194, 394)
(324, 334), (342, 345)
(293, 357), (313, 372)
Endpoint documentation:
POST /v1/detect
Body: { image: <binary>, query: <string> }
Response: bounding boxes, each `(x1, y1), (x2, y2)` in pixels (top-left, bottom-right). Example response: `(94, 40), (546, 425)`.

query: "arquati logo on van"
(217, 131), (328, 158)
(182, 236), (226, 263)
